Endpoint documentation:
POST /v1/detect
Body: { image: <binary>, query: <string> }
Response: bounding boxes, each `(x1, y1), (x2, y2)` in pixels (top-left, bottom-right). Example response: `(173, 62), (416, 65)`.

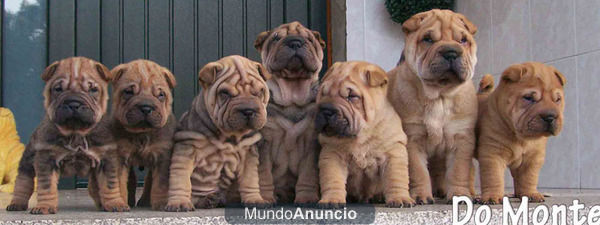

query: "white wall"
(344, 0), (600, 189)
(345, 0), (404, 71)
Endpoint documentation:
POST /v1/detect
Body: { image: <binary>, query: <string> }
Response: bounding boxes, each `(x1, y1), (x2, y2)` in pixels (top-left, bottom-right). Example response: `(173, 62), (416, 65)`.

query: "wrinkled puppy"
(95, 60), (176, 210)
(316, 62), (414, 208)
(254, 21), (326, 204)
(165, 55), (271, 211)
(387, 9), (478, 203)
(6, 57), (129, 214)
(477, 62), (566, 204)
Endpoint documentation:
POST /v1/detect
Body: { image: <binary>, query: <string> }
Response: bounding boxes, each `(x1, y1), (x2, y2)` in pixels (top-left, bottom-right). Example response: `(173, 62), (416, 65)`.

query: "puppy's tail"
(478, 74), (495, 94)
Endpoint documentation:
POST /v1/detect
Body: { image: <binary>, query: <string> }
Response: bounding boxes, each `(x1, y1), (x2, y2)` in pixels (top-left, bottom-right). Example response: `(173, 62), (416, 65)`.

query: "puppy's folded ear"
(501, 64), (526, 83)
(457, 13), (478, 35)
(254, 31), (271, 51)
(198, 62), (223, 89)
(553, 68), (567, 87)
(110, 64), (128, 84)
(162, 68), (177, 89)
(312, 31), (326, 49)
(402, 11), (429, 34)
(478, 74), (495, 94)
(41, 61), (60, 82)
(95, 63), (112, 82)
(365, 68), (388, 88)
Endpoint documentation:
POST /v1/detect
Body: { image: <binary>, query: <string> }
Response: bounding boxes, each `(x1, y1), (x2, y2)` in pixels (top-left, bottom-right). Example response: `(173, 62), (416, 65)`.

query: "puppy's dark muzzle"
(55, 96), (95, 130)
(316, 103), (352, 137)
(124, 102), (163, 129)
(238, 107), (258, 120)
(540, 111), (559, 135)
(284, 36), (306, 50)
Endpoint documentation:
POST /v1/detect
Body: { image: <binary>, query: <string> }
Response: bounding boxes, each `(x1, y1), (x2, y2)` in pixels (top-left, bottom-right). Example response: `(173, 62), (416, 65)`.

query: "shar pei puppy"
(6, 57), (129, 214)
(165, 55), (271, 211)
(477, 62), (566, 204)
(316, 61), (414, 208)
(91, 60), (176, 210)
(387, 9), (479, 203)
(254, 21), (326, 204)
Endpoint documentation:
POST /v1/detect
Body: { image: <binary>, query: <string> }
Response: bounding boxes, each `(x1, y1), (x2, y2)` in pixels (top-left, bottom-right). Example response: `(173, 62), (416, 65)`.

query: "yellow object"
(0, 108), (25, 193)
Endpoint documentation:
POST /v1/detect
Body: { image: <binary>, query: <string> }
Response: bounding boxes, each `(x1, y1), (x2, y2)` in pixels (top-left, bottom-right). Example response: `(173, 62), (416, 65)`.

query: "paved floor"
(1, 189), (600, 224)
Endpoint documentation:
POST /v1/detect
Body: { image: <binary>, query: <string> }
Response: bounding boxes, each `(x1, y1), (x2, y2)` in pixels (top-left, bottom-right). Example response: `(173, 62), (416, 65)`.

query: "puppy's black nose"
(239, 108), (257, 118)
(441, 49), (459, 61)
(66, 100), (82, 110)
(138, 105), (154, 115)
(541, 113), (557, 124)
(319, 104), (338, 119)
(285, 37), (304, 49)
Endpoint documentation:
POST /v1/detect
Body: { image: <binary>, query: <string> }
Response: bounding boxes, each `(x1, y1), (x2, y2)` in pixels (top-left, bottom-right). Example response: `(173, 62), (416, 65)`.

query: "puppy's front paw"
(30, 205), (57, 215)
(516, 192), (545, 203)
(194, 193), (226, 209)
(318, 197), (346, 209)
(478, 194), (504, 205)
(243, 197), (272, 208)
(6, 203), (28, 211)
(164, 199), (195, 212)
(411, 192), (434, 205)
(103, 199), (131, 212)
(385, 195), (415, 208)
(151, 199), (168, 211)
(445, 187), (472, 204)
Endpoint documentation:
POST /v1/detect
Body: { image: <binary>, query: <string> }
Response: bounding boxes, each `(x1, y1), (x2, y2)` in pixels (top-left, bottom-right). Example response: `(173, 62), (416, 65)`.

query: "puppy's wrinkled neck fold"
(267, 75), (318, 108)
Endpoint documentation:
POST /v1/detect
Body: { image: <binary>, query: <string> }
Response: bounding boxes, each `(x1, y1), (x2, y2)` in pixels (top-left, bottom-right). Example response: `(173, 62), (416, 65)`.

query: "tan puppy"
(164, 55), (271, 211)
(101, 60), (176, 210)
(387, 9), (479, 203)
(477, 62), (566, 204)
(254, 21), (326, 204)
(6, 57), (129, 214)
(316, 61), (414, 208)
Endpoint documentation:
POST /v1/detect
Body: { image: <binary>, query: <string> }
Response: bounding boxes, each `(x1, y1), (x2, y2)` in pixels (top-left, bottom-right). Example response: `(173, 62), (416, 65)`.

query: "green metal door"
(2, 0), (328, 189)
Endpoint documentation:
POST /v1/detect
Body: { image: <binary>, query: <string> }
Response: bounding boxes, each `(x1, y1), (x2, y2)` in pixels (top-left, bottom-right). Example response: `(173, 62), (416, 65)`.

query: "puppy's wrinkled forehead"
(277, 21), (308, 36)
(113, 60), (174, 89)
(504, 62), (566, 92)
(48, 57), (109, 89)
(215, 56), (267, 91)
(320, 62), (386, 96)
(403, 9), (477, 37)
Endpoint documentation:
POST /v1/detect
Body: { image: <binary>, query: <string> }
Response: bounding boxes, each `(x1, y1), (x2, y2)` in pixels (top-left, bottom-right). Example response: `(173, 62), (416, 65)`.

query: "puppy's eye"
(347, 93), (361, 102)
(219, 90), (231, 99)
(555, 96), (562, 103)
(272, 33), (281, 42)
(460, 37), (468, 45)
(157, 91), (166, 101)
(523, 95), (535, 103)
(123, 86), (134, 97)
(422, 35), (434, 43)
(53, 84), (63, 93)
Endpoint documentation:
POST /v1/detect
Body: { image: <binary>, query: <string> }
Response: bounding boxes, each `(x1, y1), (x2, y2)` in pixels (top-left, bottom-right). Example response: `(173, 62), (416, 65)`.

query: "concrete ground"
(1, 189), (600, 224)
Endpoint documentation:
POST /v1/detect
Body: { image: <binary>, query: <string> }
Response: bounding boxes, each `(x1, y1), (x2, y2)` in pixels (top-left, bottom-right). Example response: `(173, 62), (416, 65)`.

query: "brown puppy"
(387, 9), (479, 203)
(316, 61), (414, 207)
(94, 60), (176, 210)
(6, 57), (129, 214)
(164, 55), (271, 211)
(254, 21), (326, 204)
(477, 62), (566, 204)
